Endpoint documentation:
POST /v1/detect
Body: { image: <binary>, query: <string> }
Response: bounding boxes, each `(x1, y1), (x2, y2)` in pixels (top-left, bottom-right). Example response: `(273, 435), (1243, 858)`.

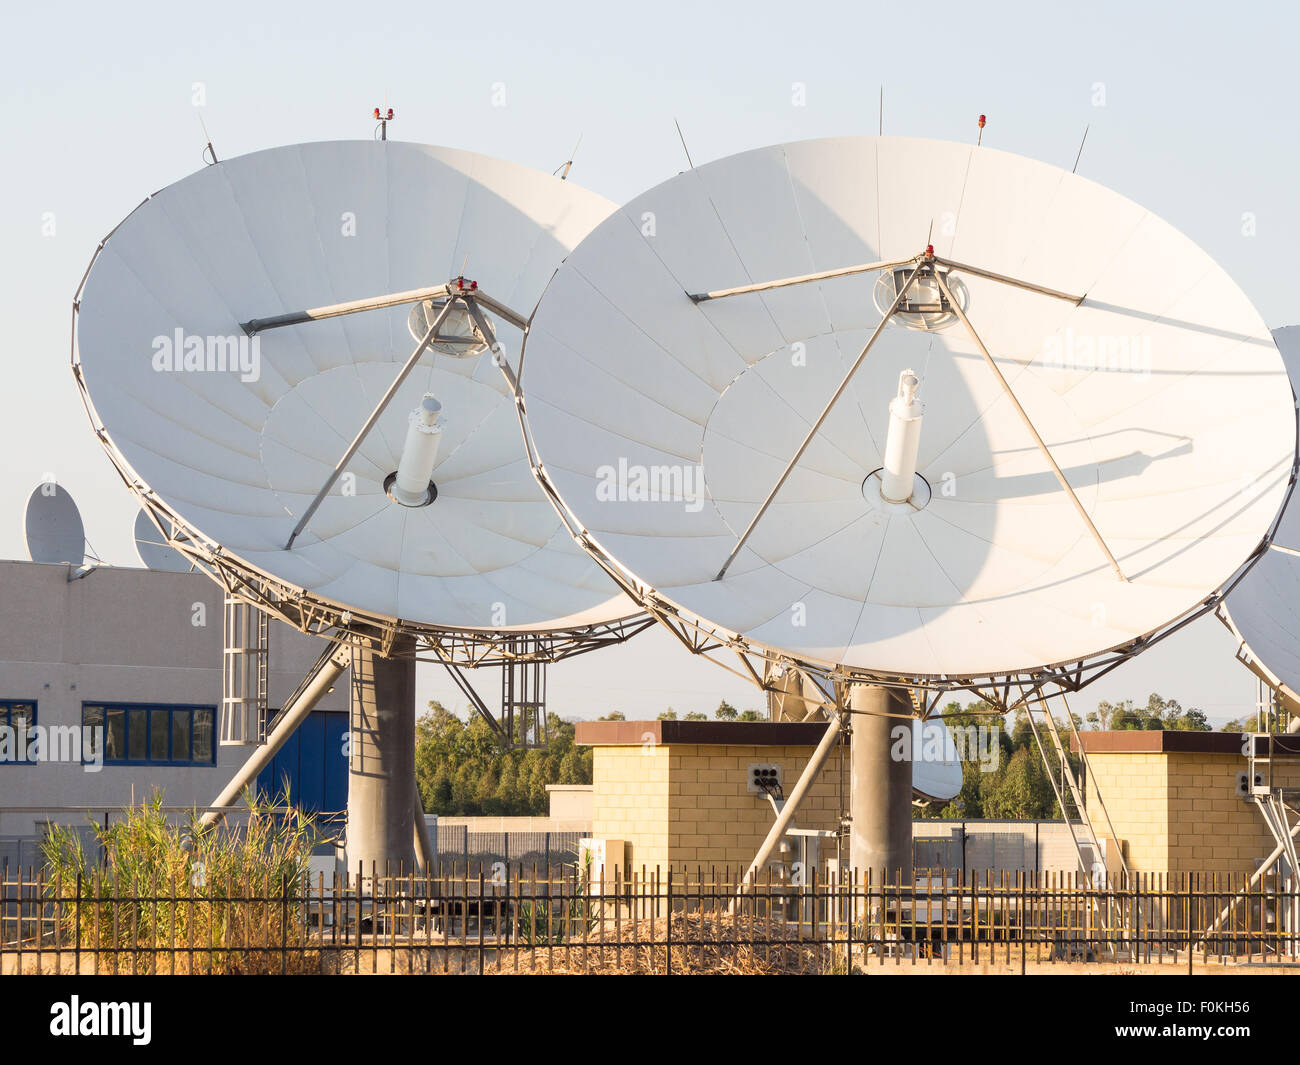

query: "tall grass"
(41, 790), (324, 973)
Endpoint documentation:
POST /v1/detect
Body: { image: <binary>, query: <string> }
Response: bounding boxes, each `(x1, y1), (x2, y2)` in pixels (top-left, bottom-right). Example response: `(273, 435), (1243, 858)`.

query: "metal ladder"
(1026, 704), (1099, 874)
(255, 609), (270, 740)
(221, 596), (271, 745)
(1017, 686), (1131, 955)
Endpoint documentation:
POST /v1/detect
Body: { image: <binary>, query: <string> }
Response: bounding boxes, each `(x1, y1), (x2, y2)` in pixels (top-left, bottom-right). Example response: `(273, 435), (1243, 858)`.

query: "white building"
(0, 559), (349, 862)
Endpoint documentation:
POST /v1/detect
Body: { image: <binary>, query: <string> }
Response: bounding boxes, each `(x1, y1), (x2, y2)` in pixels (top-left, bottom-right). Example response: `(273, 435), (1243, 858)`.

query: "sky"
(0, 0), (1295, 725)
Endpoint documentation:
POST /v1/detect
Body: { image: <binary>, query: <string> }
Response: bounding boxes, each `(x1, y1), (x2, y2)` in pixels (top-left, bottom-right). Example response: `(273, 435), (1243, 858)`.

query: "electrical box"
(578, 838), (626, 889)
(747, 762), (783, 795)
(1236, 769), (1266, 797)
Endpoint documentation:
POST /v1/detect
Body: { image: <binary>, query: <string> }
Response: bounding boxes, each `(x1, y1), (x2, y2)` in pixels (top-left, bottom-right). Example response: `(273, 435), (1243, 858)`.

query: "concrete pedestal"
(346, 635), (417, 873)
(849, 685), (914, 883)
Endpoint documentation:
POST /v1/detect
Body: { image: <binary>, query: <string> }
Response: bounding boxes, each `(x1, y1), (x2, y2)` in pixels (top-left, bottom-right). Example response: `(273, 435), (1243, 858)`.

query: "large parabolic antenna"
(72, 139), (653, 870)
(515, 135), (1296, 882)
(72, 140), (643, 659)
(517, 136), (1297, 702)
(1223, 325), (1300, 723)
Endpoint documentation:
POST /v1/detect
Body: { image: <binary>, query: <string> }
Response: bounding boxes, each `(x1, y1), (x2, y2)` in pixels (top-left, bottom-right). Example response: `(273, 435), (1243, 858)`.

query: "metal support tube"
(284, 299), (455, 549)
(413, 786), (434, 874)
(931, 255), (1084, 305)
(199, 641), (351, 828)
(688, 255), (916, 303)
(736, 712), (843, 892)
(463, 299), (520, 393)
(714, 262), (924, 581)
(1201, 814), (1300, 939)
(933, 268), (1127, 582)
(241, 284), (452, 335)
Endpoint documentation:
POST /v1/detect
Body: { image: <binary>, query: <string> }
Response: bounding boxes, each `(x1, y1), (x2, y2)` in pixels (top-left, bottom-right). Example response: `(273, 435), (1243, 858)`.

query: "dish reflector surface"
(133, 508), (193, 572)
(521, 136), (1295, 678)
(23, 484), (85, 566)
(912, 718), (963, 803)
(75, 141), (632, 632)
(1223, 325), (1300, 706)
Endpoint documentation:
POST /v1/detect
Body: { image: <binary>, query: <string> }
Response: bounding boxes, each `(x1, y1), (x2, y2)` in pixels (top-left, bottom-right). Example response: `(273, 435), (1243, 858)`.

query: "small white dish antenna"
(912, 717), (963, 802)
(133, 508), (193, 573)
(24, 482), (85, 566)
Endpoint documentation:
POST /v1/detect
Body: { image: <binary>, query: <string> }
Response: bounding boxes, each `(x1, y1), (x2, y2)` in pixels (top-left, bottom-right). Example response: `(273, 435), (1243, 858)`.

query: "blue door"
(254, 710), (347, 814)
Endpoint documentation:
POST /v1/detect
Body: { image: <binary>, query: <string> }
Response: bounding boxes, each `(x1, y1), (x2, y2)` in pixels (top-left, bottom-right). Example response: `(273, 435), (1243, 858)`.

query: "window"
(81, 703), (216, 766)
(0, 700), (37, 765)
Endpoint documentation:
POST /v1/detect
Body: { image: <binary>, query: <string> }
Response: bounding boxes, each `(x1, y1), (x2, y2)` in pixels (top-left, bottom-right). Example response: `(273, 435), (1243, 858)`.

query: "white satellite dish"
(23, 483), (85, 566)
(1223, 325), (1300, 719)
(518, 135), (1296, 688)
(133, 508), (193, 573)
(912, 718), (963, 803)
(770, 666), (961, 800)
(73, 140), (639, 642)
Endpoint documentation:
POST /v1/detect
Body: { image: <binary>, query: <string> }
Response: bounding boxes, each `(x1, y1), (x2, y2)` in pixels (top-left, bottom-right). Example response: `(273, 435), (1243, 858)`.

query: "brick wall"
(591, 740), (848, 873)
(1080, 733), (1300, 875)
(1085, 751), (1169, 872)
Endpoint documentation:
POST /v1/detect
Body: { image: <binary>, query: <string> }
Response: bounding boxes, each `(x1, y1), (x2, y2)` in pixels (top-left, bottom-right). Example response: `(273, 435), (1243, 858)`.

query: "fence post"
(280, 873), (288, 975)
(665, 869), (672, 976)
(75, 871), (82, 975)
(1019, 870), (1026, 975)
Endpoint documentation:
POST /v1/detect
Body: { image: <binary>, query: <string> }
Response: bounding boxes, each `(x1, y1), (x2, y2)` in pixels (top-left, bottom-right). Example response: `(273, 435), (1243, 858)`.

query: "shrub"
(41, 790), (323, 973)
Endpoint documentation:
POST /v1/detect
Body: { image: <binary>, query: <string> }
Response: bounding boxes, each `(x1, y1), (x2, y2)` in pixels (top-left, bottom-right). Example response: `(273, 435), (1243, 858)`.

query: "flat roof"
(575, 720), (831, 747)
(1072, 731), (1300, 756)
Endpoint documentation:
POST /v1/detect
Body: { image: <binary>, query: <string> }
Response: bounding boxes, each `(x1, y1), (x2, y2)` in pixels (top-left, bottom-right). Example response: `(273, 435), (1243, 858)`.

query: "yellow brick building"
(1077, 731), (1300, 875)
(576, 720), (847, 874)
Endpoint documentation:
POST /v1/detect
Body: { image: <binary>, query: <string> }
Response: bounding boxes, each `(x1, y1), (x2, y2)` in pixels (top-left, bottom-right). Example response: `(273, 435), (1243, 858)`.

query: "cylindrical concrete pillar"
(346, 634), (417, 873)
(849, 684), (913, 884)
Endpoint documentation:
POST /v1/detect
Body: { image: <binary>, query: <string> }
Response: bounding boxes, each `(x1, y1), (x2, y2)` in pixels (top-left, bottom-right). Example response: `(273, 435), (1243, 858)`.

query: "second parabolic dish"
(74, 141), (635, 634)
(519, 136), (1296, 680)
(1223, 325), (1300, 709)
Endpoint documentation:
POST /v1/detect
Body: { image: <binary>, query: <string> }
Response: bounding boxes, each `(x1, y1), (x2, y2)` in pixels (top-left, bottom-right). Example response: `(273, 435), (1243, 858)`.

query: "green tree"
(981, 747), (1057, 819)
(414, 702), (592, 816)
(715, 700), (738, 721)
(1105, 693), (1210, 732)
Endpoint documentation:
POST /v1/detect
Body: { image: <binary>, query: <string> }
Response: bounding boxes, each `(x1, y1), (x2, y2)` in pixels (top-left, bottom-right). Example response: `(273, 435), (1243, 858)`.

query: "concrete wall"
(0, 560), (347, 838)
(545, 784), (593, 824)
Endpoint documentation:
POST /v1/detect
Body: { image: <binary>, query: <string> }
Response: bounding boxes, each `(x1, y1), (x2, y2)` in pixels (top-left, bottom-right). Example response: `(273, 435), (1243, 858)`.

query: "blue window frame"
(0, 700), (37, 765)
(81, 703), (216, 766)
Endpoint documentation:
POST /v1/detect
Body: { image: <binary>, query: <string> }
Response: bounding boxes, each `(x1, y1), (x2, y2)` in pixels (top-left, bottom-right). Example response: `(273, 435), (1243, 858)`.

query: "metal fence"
(2, 865), (1296, 974)
(912, 819), (1089, 875)
(428, 826), (583, 879)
